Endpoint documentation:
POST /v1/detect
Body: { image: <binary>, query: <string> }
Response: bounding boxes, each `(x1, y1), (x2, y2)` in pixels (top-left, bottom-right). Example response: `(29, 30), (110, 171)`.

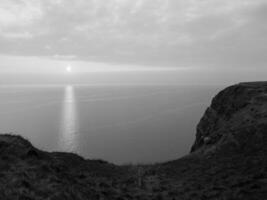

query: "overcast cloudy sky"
(0, 0), (266, 83)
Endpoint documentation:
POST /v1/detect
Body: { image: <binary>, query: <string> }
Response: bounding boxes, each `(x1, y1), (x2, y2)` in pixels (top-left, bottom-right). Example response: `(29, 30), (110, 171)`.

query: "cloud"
(0, 0), (43, 28)
(0, 0), (266, 69)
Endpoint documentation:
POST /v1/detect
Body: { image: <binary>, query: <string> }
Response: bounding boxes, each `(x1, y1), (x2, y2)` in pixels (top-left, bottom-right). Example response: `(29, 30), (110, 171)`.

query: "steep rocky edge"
(191, 81), (267, 153)
(0, 82), (267, 200)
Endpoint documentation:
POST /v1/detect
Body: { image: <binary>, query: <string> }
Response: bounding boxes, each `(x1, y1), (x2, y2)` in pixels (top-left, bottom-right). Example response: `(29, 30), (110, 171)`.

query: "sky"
(0, 0), (267, 84)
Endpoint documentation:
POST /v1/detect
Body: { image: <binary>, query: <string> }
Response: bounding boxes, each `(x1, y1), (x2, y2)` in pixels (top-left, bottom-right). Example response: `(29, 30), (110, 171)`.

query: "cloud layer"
(0, 0), (266, 69)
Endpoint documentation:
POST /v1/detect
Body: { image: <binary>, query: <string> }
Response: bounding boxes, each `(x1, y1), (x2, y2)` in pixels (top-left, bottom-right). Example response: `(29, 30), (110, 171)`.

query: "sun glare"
(66, 66), (72, 73)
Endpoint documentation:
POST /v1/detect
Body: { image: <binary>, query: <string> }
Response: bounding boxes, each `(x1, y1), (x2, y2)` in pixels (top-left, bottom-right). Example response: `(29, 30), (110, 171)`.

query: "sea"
(0, 84), (223, 164)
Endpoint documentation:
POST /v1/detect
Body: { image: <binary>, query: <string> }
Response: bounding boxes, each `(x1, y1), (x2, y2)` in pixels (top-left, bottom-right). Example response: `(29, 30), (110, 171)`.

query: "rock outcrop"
(0, 82), (267, 199)
(191, 82), (267, 154)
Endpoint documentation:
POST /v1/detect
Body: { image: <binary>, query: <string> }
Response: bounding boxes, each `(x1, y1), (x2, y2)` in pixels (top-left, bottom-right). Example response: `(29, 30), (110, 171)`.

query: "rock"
(191, 82), (267, 153)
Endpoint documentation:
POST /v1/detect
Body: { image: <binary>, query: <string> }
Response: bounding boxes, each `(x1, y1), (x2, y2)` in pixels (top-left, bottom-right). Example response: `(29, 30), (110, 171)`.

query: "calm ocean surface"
(0, 85), (222, 164)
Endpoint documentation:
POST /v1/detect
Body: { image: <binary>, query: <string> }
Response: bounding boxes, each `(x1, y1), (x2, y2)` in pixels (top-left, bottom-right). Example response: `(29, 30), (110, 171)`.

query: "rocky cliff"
(191, 82), (267, 153)
(0, 82), (267, 200)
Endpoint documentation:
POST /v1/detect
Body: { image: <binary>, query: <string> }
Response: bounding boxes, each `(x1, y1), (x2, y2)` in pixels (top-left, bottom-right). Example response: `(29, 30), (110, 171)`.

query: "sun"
(66, 66), (72, 73)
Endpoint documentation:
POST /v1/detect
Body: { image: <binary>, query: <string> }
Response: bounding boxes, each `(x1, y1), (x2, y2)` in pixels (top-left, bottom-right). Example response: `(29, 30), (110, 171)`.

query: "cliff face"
(191, 82), (267, 154)
(0, 82), (267, 200)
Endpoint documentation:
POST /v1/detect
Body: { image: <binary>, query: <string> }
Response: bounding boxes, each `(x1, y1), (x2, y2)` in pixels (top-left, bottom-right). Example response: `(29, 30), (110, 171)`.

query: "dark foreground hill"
(1, 82), (267, 200)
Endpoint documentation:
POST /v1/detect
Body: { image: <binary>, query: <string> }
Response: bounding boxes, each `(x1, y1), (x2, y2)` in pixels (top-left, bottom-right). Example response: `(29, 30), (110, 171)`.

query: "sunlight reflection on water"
(59, 85), (79, 152)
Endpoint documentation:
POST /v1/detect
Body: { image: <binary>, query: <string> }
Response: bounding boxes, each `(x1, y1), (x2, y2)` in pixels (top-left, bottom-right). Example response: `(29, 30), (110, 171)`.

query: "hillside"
(0, 82), (267, 199)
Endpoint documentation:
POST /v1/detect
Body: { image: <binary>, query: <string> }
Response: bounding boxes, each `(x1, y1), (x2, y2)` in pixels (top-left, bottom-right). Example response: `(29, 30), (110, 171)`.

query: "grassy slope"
(0, 130), (266, 200)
